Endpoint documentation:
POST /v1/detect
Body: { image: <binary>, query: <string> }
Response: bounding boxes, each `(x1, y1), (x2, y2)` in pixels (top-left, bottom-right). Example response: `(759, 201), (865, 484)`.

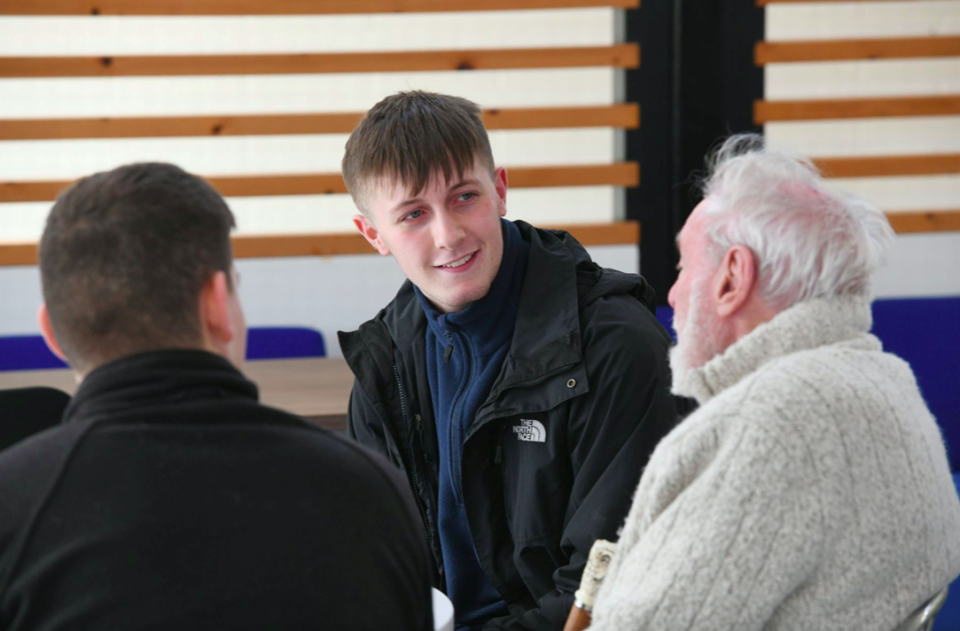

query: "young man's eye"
(402, 209), (423, 222)
(458, 192), (476, 202)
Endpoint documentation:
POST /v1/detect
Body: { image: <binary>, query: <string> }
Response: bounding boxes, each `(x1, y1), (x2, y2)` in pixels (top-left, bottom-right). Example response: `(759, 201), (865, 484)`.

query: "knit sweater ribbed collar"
(672, 296), (879, 405)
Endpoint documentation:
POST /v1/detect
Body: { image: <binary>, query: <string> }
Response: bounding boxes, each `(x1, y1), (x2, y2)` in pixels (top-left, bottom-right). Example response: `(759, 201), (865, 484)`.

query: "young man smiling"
(338, 91), (679, 631)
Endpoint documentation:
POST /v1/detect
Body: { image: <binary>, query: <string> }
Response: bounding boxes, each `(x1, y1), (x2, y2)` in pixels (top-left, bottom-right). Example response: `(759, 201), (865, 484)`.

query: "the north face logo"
(513, 419), (546, 443)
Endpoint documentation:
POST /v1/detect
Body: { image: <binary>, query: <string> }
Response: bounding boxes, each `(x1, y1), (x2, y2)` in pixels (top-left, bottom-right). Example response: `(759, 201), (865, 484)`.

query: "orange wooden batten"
(755, 36), (960, 65)
(0, 45), (640, 79)
(0, 105), (640, 141)
(814, 154), (960, 179)
(0, 222), (641, 267)
(0, 163), (640, 203)
(754, 95), (960, 123)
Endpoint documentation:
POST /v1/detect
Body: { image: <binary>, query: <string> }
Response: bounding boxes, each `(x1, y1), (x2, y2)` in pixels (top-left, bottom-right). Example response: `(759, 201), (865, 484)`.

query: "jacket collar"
(672, 295), (879, 405)
(338, 221), (584, 406)
(498, 222), (581, 384)
(65, 349), (259, 422)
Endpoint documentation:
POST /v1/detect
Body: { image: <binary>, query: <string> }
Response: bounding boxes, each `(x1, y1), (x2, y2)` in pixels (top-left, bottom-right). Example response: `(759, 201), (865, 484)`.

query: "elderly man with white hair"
(587, 134), (960, 631)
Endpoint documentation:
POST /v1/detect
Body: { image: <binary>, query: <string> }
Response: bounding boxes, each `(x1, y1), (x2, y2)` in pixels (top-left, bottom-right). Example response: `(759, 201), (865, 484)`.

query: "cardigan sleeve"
(588, 422), (824, 631)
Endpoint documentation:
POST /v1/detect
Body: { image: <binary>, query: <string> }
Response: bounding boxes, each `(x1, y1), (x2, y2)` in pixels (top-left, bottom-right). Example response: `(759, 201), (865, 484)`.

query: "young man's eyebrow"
(387, 178), (483, 215)
(388, 197), (424, 215)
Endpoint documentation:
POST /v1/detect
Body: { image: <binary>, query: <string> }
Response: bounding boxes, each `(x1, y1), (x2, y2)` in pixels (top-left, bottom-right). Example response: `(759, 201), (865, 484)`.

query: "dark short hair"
(39, 163), (236, 371)
(342, 91), (495, 215)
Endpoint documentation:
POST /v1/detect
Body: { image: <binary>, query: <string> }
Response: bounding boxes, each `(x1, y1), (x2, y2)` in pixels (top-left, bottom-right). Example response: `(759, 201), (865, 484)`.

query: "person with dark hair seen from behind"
(588, 135), (960, 630)
(338, 91), (680, 630)
(0, 163), (434, 631)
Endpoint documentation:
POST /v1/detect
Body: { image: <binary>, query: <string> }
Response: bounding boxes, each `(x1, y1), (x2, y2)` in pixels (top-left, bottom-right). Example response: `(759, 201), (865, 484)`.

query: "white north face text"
(513, 419), (546, 443)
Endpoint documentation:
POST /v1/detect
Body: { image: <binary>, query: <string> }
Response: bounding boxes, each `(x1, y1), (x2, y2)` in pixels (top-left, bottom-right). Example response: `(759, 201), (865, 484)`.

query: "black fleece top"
(0, 350), (433, 631)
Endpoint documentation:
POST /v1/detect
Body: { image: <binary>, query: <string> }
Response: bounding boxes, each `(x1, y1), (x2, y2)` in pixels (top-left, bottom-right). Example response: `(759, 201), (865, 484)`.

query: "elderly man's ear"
(714, 244), (758, 318)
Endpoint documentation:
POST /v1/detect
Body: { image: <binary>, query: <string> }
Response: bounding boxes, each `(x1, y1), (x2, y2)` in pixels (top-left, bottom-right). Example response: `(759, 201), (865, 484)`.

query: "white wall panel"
(0, 185), (619, 242)
(765, 116), (960, 156)
(827, 175), (960, 212)
(873, 232), (960, 298)
(0, 128), (616, 181)
(0, 69), (617, 118)
(0, 9), (615, 55)
(766, 1), (960, 40)
(765, 59), (960, 100)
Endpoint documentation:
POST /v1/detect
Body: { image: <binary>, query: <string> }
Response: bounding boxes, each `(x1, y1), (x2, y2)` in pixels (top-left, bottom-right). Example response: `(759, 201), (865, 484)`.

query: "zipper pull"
(494, 444), (502, 465)
(443, 344), (453, 364)
(415, 413), (429, 463)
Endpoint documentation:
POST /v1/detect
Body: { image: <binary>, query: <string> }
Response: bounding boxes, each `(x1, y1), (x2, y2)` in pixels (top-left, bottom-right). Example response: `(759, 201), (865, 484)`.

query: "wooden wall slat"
(0, 105), (640, 141)
(755, 95), (960, 123)
(755, 36), (960, 65)
(0, 163), (640, 203)
(0, 0), (640, 15)
(814, 154), (960, 178)
(0, 221), (641, 266)
(0, 45), (640, 79)
(886, 210), (960, 234)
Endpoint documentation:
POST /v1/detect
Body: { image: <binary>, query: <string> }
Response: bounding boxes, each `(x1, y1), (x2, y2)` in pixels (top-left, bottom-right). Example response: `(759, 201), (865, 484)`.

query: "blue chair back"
(0, 327), (328, 370)
(0, 335), (67, 372)
(245, 327), (326, 360)
(871, 297), (960, 472)
(656, 306), (676, 343)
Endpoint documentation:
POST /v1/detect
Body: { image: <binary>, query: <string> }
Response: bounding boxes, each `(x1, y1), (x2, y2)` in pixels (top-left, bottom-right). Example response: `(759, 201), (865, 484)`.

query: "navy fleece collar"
(415, 218), (528, 345)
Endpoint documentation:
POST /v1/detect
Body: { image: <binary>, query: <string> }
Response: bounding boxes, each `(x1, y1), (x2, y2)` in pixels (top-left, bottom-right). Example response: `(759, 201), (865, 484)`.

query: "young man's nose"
(432, 211), (466, 250)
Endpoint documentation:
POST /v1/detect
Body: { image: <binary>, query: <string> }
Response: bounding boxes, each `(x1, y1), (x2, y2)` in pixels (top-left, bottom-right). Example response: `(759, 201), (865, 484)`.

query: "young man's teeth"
(443, 253), (473, 268)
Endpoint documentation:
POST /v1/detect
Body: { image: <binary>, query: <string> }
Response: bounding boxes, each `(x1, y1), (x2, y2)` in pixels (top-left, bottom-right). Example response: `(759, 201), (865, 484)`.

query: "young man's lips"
(436, 251), (478, 272)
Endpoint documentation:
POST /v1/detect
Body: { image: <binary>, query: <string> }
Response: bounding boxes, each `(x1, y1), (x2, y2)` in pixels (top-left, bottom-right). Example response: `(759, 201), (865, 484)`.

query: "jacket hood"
(539, 223), (656, 313)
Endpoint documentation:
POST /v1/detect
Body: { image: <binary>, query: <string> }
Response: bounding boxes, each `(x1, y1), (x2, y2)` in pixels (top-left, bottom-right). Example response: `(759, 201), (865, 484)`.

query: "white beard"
(669, 275), (723, 396)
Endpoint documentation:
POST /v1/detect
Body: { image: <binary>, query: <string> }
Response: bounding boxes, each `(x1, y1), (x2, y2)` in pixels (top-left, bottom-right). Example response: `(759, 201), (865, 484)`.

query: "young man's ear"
(199, 270), (238, 353)
(353, 214), (391, 256)
(37, 303), (68, 363)
(494, 166), (508, 217)
(714, 244), (758, 318)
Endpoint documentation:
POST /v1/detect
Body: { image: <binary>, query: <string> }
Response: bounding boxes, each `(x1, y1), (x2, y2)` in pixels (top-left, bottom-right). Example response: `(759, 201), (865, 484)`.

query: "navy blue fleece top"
(414, 219), (529, 631)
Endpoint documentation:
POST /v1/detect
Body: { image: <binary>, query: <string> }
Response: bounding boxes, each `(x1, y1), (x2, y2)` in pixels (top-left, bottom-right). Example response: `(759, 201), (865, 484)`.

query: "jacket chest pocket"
(499, 412), (572, 541)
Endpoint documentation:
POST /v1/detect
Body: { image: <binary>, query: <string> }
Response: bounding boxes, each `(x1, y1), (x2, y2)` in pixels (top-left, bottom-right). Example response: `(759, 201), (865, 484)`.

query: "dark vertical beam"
(624, 0), (763, 303)
(624, 0), (678, 304)
(674, 0), (765, 229)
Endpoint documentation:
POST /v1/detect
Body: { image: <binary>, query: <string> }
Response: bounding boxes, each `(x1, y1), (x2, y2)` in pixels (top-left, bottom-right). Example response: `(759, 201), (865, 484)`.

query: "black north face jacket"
(339, 222), (679, 630)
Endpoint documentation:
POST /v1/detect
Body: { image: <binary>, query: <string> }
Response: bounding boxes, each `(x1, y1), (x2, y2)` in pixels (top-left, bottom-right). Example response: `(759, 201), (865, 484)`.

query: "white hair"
(699, 134), (895, 309)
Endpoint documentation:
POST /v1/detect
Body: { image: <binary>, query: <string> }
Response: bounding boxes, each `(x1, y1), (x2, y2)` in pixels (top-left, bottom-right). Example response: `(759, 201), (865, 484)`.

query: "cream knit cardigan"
(589, 296), (960, 631)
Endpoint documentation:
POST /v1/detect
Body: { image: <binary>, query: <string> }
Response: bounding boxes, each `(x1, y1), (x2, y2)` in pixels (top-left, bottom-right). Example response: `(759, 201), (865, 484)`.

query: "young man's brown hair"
(341, 90), (496, 217)
(39, 163), (236, 373)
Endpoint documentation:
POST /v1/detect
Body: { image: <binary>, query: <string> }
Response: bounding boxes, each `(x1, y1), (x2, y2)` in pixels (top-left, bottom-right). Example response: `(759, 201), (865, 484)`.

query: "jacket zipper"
(449, 333), (471, 504)
(393, 364), (433, 550)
